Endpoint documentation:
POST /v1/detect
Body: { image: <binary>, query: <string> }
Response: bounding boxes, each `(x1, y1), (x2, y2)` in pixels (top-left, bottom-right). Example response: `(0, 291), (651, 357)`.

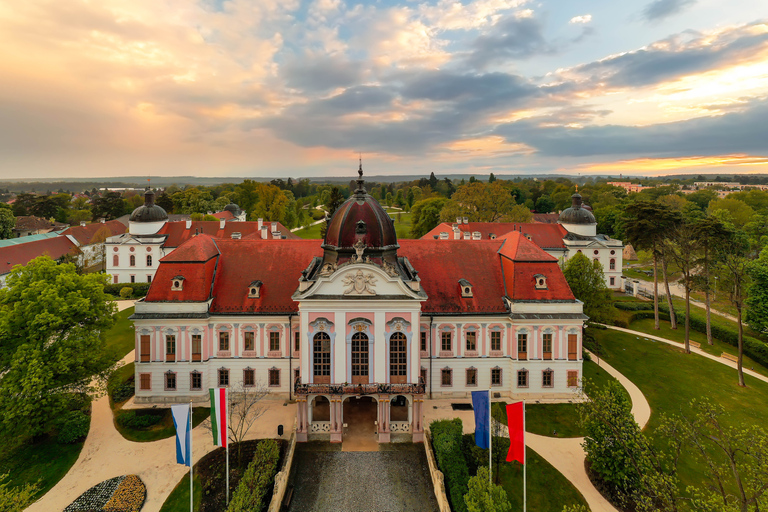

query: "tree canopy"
(562, 252), (614, 324)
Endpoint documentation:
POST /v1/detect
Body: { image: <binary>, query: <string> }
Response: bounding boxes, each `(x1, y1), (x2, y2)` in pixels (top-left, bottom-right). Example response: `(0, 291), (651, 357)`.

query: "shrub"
(104, 282), (150, 298)
(227, 439), (280, 512)
(430, 419), (469, 512)
(614, 302), (654, 311)
(613, 319), (629, 328)
(112, 380), (135, 403)
(119, 287), (133, 299)
(57, 410), (90, 444)
(117, 410), (164, 430)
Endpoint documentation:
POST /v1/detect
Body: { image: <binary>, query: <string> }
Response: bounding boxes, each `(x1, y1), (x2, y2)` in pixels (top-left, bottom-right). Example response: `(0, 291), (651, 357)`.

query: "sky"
(1, 0), (767, 179)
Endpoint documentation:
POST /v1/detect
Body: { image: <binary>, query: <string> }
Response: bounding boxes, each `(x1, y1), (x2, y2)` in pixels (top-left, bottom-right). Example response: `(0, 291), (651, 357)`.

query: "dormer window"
(489, 233), (496, 240)
(524, 233), (532, 241)
(172, 276), (185, 291)
(248, 280), (263, 298)
(458, 279), (473, 298)
(534, 274), (547, 290)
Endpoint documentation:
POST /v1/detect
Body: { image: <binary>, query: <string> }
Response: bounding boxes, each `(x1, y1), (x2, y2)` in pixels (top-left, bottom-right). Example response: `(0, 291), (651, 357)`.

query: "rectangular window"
(295, 332), (300, 352)
(568, 334), (578, 361)
(441, 331), (452, 352)
(243, 369), (255, 387)
(270, 331), (280, 352)
(491, 331), (501, 352)
(219, 332), (229, 351)
(610, 277), (615, 286)
(147, 275), (152, 283)
(139, 373), (151, 390)
(465, 331), (476, 351)
(165, 372), (176, 390)
(542, 370), (553, 388)
(466, 368), (477, 386)
(420, 367), (427, 386)
(420, 331), (427, 352)
(441, 368), (452, 387)
(165, 335), (176, 362)
(517, 370), (528, 388)
(269, 368), (280, 387)
(140, 335), (150, 362)
(610, 260), (616, 270)
(543, 333), (553, 360)
(567, 370), (578, 387)
(130, 275), (135, 283)
(192, 335), (202, 361)
(518, 333), (528, 360)
(218, 369), (229, 387)
(146, 255), (152, 266)
(190, 372), (202, 391)
(244, 331), (255, 351)
(113, 275), (118, 284)
(491, 368), (502, 386)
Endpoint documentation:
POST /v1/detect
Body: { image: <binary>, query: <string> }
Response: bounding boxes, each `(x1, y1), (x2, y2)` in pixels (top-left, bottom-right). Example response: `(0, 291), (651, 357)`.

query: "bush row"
(613, 302), (655, 312)
(104, 282), (150, 298)
(57, 410), (91, 444)
(430, 419), (469, 512)
(117, 410), (164, 429)
(227, 439), (280, 512)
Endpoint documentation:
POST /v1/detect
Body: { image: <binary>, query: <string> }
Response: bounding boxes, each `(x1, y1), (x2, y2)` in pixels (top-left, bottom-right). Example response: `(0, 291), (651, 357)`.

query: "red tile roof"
(422, 222), (567, 249)
(497, 231), (557, 262)
(211, 211), (235, 221)
(13, 216), (67, 233)
(158, 220), (298, 248)
(499, 232), (574, 301)
(0, 236), (79, 275)
(532, 213), (560, 224)
(60, 220), (127, 246)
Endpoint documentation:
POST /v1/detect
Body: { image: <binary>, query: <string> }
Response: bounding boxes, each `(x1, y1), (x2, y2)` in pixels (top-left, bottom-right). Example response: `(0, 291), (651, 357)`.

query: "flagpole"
(226, 389), (230, 506)
(189, 400), (193, 512)
(523, 399), (527, 512)
(488, 389), (492, 485)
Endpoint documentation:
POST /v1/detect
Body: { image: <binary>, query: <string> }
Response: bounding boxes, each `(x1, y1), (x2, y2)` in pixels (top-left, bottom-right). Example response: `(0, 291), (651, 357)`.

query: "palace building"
(131, 170), (586, 443)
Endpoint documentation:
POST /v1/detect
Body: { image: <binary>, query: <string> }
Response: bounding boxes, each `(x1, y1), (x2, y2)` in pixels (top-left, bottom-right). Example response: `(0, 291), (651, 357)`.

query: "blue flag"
(471, 390), (490, 449)
(171, 404), (191, 467)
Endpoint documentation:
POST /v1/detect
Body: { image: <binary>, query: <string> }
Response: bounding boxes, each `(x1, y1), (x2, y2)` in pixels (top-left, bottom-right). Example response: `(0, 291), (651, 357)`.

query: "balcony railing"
(294, 378), (425, 396)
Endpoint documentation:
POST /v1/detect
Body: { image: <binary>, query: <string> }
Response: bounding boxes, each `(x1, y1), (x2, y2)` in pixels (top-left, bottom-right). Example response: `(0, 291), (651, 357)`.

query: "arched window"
(129, 255), (136, 267)
(610, 259), (616, 270)
(351, 332), (369, 384)
(113, 255), (119, 267)
(390, 332), (407, 384)
(147, 255), (152, 266)
(313, 332), (331, 384)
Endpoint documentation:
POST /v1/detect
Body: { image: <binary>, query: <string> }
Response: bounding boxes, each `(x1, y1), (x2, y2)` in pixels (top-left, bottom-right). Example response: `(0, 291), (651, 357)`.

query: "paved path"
(627, 276), (737, 322)
(27, 300), (296, 512)
(287, 443), (438, 512)
(602, 324), (768, 385)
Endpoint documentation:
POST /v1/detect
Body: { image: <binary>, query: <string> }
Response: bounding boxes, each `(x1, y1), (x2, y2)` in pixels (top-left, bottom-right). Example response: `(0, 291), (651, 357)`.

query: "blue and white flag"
(471, 390), (490, 449)
(171, 404), (191, 467)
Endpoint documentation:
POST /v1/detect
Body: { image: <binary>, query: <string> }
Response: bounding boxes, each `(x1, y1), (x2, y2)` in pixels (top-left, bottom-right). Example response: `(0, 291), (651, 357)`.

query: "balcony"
(294, 378), (426, 396)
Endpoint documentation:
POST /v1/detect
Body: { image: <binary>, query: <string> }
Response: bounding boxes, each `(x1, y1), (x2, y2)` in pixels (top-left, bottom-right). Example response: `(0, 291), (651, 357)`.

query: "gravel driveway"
(287, 442), (439, 512)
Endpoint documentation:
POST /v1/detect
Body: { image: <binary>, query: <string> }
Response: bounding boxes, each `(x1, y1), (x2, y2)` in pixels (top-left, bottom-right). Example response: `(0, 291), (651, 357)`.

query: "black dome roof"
(558, 193), (596, 224)
(223, 203), (241, 214)
(129, 189), (168, 222)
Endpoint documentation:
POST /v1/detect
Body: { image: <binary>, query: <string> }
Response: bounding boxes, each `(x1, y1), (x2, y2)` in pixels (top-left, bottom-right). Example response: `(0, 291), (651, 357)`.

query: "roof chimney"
(257, 218), (263, 229)
(440, 232), (449, 240)
(231, 232), (241, 240)
(271, 221), (277, 231)
(261, 226), (268, 239)
(80, 221), (86, 227)
(185, 219), (192, 229)
(272, 230), (281, 239)
(456, 217), (461, 224)
(463, 217), (469, 224)
(472, 231), (481, 240)
(463, 232), (470, 240)
(454, 230), (461, 240)
(100, 218), (105, 223)
(219, 219), (226, 229)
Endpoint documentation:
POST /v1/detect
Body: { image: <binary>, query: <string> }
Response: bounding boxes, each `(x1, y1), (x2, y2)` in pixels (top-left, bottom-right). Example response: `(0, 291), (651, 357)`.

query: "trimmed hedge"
(57, 410), (90, 444)
(614, 302), (654, 311)
(227, 439), (280, 512)
(104, 282), (150, 298)
(430, 419), (469, 512)
(117, 410), (164, 429)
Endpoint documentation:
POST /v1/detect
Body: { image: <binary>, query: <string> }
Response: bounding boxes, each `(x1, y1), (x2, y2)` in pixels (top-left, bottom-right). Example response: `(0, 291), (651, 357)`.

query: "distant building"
(59, 220), (128, 272)
(0, 236), (79, 287)
(606, 182), (651, 194)
(13, 216), (68, 237)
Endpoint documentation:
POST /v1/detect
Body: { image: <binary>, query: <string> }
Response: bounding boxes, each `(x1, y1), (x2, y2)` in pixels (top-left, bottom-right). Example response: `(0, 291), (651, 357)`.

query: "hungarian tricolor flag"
(209, 388), (228, 447)
(506, 401), (525, 464)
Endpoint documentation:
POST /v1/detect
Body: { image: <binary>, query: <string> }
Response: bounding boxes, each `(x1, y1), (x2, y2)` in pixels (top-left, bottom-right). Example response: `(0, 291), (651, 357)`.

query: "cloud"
(642, 0), (696, 21)
(282, 56), (363, 93)
(569, 15), (592, 24)
(466, 12), (554, 68)
(494, 97), (768, 158)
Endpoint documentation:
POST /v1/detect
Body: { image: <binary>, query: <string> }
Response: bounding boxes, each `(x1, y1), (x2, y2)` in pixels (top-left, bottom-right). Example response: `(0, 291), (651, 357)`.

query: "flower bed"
(64, 474), (146, 512)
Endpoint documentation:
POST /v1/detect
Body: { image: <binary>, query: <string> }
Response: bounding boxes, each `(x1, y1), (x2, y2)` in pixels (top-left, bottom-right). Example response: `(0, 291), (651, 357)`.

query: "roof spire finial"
(355, 153), (366, 195)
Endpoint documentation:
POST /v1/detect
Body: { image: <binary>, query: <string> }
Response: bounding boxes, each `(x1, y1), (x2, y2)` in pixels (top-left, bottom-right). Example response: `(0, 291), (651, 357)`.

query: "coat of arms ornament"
(342, 269), (377, 295)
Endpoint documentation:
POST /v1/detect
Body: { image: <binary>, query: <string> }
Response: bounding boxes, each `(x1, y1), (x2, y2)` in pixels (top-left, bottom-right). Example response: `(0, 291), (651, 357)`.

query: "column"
(412, 398), (424, 443)
(259, 323), (266, 358)
(481, 323), (487, 356)
(296, 399), (308, 442)
(233, 324), (240, 358)
(330, 399), (343, 443)
(378, 396), (391, 443)
(456, 324), (462, 357)
(180, 326), (186, 361)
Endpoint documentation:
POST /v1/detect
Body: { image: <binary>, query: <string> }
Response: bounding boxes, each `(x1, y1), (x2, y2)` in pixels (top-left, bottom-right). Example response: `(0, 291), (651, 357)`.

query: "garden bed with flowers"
(64, 474), (146, 512)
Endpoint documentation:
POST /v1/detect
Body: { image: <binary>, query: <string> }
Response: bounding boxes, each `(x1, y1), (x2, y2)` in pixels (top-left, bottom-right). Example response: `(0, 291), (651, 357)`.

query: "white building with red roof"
(131, 171), (586, 444)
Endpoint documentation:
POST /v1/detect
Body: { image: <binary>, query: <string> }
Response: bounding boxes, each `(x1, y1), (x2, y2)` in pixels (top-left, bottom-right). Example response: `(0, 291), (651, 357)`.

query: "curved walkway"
(27, 301), (295, 512)
(602, 324), (768, 385)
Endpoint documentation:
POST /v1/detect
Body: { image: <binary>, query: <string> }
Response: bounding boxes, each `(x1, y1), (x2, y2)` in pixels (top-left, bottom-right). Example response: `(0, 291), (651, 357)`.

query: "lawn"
(492, 359), (628, 438)
(160, 472), (203, 512)
(104, 306), (136, 362)
(591, 327), (768, 490)
(293, 222), (323, 239)
(293, 210), (414, 240)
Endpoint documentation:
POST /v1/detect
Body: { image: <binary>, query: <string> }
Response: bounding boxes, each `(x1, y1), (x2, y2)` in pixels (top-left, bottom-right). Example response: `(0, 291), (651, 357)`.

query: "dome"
(324, 184), (398, 252)
(558, 193), (596, 225)
(129, 189), (168, 223)
(223, 203), (241, 215)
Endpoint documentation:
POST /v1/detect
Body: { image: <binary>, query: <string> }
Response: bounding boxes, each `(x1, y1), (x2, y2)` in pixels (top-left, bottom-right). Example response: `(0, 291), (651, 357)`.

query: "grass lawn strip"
(104, 306), (136, 362)
(592, 327), (768, 491)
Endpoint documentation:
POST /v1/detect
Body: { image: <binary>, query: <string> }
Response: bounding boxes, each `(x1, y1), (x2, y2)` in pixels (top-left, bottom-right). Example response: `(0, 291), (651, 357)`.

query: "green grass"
(499, 447), (588, 511)
(292, 211), (415, 240)
(293, 222), (323, 239)
(0, 434), (85, 501)
(159, 472), (202, 512)
(592, 327), (768, 490)
(104, 306), (136, 361)
(112, 406), (210, 443)
(491, 359), (627, 438)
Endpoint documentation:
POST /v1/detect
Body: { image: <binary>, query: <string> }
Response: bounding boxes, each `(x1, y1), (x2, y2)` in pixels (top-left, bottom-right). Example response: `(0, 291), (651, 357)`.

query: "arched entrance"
(312, 395), (330, 421)
(390, 395), (409, 421)
(342, 395), (377, 450)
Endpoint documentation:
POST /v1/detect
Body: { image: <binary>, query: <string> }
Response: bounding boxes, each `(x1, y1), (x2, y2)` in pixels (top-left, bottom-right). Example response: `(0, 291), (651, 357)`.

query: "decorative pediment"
(293, 263), (426, 301)
(342, 269), (377, 295)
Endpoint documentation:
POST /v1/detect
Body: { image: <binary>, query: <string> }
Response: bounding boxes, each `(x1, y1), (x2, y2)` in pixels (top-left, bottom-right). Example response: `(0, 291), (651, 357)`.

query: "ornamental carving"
(342, 270), (377, 296)
(319, 262), (337, 276)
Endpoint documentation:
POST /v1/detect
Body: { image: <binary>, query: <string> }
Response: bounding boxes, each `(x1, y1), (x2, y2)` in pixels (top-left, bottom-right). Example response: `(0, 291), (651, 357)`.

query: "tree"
(320, 187), (345, 239)
(534, 194), (555, 213)
(410, 197), (448, 238)
(563, 252), (615, 324)
(623, 201), (681, 330)
(440, 182), (514, 223)
(665, 221), (700, 353)
(463, 467), (512, 512)
(692, 217), (731, 344)
(91, 191), (126, 220)
(227, 382), (270, 465)
(747, 247), (768, 333)
(0, 473), (39, 512)
(0, 207), (14, 239)
(11, 193), (36, 216)
(0, 257), (116, 439)
(708, 198), (755, 228)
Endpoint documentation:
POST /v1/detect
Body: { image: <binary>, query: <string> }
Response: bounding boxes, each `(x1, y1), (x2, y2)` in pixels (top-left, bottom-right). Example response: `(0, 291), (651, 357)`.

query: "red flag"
(506, 402), (525, 464)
